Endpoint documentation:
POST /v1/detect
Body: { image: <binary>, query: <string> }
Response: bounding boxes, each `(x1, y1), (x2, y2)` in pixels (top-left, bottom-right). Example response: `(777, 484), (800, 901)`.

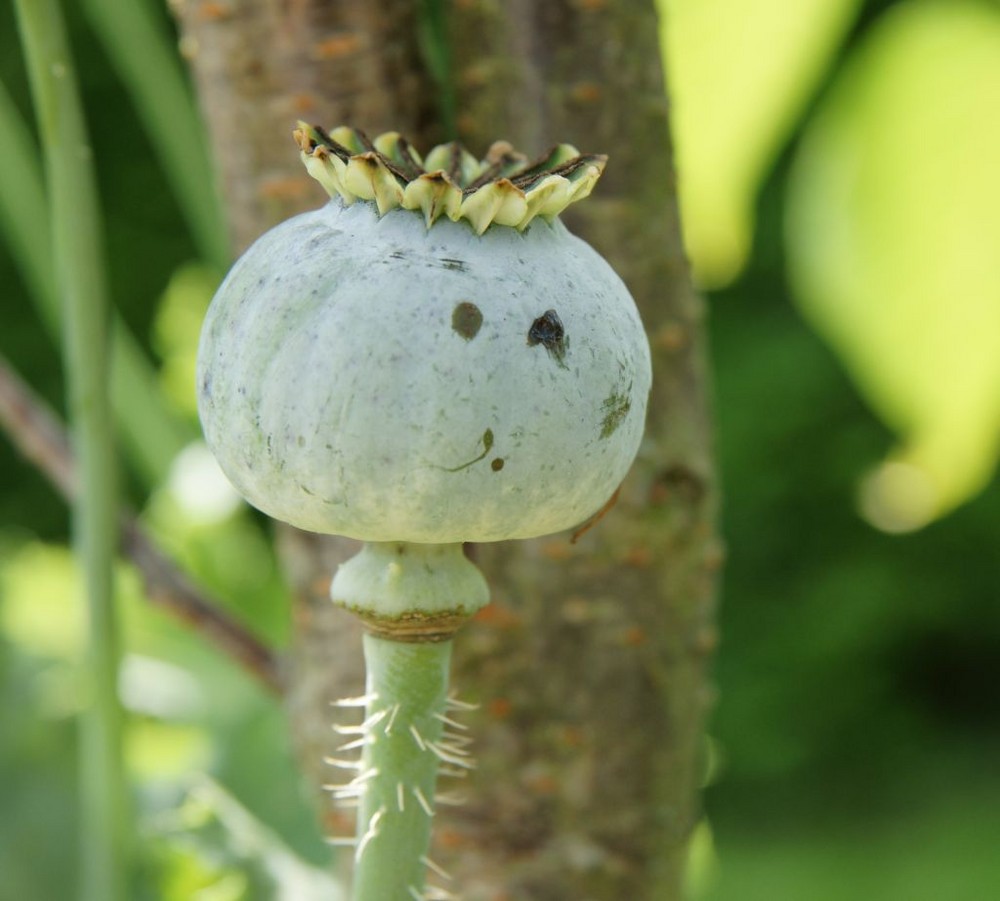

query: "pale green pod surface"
(198, 178), (650, 544)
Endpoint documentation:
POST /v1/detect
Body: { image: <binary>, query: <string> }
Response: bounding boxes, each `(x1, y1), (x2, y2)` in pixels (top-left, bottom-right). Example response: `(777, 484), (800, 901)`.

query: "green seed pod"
(197, 126), (651, 544)
(197, 126), (653, 901)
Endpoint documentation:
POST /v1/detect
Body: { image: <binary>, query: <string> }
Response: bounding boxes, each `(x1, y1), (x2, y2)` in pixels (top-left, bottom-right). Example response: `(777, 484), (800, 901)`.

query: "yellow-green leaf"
(786, 0), (1000, 531)
(659, 0), (860, 286)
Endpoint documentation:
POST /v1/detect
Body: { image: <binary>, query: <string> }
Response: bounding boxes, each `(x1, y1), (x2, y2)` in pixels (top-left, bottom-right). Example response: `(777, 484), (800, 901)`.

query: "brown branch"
(0, 353), (283, 694)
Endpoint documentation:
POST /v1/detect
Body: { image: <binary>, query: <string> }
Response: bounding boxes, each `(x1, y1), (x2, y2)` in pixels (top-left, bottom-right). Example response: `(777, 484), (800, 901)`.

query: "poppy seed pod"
(197, 126), (651, 544)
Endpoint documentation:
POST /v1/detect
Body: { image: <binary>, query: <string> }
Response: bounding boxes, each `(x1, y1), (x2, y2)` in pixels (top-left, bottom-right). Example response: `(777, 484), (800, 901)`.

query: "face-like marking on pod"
(442, 428), (495, 472)
(198, 129), (652, 543)
(527, 309), (568, 365)
(451, 301), (483, 340)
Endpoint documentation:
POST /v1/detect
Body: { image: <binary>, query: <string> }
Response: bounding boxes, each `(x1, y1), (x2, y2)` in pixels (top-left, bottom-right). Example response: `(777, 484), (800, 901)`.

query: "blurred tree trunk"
(174, 2), (719, 899)
(172, 0), (443, 253)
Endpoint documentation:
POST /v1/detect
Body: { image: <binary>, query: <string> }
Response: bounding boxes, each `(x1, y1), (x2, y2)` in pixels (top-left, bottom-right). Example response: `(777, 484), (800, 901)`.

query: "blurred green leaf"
(139, 496), (288, 644)
(0, 640), (79, 901)
(685, 818), (720, 900)
(154, 263), (219, 418)
(153, 843), (247, 901)
(155, 780), (343, 901)
(0, 78), (194, 489)
(0, 79), (51, 305)
(127, 717), (211, 780)
(786, 0), (1000, 531)
(81, 0), (230, 270)
(0, 535), (322, 888)
(659, 0), (860, 286)
(1, 541), (80, 661)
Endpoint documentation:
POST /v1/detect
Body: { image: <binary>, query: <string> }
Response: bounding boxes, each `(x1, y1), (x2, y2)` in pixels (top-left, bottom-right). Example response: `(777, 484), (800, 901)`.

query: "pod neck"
(330, 541), (490, 642)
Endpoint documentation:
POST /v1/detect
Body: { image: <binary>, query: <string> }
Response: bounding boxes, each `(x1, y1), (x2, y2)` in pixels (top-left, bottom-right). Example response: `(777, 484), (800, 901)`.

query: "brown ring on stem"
(347, 608), (474, 644)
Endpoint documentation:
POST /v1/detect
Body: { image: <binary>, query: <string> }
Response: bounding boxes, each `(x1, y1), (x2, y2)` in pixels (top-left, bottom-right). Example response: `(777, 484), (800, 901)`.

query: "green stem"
(14, 2), (128, 899)
(349, 635), (455, 900)
(330, 542), (490, 900)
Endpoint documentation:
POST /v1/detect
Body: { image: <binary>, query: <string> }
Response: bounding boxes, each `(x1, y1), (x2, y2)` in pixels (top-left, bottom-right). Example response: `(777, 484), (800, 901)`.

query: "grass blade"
(13, 0), (129, 897)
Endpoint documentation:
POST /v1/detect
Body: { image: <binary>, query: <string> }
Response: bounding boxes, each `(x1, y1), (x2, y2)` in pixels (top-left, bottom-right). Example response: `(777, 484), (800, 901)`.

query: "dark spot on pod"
(441, 258), (468, 272)
(528, 309), (564, 346)
(491, 457), (505, 472)
(452, 301), (483, 340)
(528, 309), (568, 365)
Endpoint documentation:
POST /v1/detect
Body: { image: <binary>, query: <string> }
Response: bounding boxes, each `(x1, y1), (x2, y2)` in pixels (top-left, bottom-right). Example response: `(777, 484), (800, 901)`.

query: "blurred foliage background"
(1, 0), (999, 898)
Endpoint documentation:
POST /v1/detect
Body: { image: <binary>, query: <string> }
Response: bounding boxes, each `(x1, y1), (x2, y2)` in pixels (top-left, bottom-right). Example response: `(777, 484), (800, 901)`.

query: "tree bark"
(438, 5), (720, 899)
(175, 2), (719, 898)
(171, 0), (443, 253)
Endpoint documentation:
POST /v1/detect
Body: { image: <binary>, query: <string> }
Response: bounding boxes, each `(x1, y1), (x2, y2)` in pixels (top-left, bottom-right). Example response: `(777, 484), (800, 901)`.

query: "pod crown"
(294, 123), (607, 235)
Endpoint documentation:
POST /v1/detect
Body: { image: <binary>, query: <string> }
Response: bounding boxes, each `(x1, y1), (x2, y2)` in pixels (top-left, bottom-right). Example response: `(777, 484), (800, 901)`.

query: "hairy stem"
(14, 1), (127, 898)
(329, 542), (489, 899)
(347, 636), (454, 900)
